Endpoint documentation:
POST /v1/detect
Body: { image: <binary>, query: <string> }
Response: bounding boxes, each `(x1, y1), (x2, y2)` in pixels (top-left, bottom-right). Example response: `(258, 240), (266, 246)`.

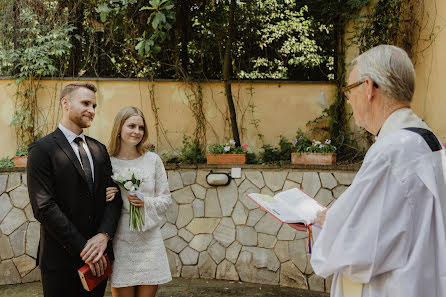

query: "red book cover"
(77, 253), (113, 291)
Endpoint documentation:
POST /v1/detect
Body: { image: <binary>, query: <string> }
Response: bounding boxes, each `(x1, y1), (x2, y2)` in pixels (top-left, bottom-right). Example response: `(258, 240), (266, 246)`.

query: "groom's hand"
(80, 233), (109, 264)
(87, 255), (107, 277)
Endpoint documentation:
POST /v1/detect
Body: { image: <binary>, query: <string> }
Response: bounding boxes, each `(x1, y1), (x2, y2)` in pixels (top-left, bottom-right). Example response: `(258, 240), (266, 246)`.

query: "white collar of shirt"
(376, 108), (430, 141)
(58, 123), (86, 144)
(58, 123), (95, 180)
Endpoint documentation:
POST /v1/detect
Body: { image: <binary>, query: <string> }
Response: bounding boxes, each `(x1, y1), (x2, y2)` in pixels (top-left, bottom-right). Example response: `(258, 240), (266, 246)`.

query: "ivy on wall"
(0, 0), (433, 164)
(308, 0), (428, 162)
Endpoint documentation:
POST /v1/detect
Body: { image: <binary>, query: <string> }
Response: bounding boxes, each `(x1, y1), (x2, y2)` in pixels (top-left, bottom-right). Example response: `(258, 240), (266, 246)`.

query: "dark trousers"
(41, 269), (108, 297)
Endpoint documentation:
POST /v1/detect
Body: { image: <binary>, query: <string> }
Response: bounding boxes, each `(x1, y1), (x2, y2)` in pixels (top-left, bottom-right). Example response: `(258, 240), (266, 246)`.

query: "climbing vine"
(307, 0), (429, 162)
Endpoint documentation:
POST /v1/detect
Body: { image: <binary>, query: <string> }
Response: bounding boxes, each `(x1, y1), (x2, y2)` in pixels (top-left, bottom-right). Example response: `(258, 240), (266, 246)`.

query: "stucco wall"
(0, 80), (336, 158)
(0, 165), (358, 291)
(411, 0), (446, 144)
(343, 0), (446, 144)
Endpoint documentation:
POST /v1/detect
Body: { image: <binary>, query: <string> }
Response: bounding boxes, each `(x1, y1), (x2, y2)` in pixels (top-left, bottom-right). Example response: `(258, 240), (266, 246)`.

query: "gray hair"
(352, 45), (415, 103)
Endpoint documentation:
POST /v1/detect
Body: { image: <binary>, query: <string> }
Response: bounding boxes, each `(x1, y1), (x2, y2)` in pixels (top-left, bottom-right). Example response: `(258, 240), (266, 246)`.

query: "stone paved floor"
(0, 278), (329, 297)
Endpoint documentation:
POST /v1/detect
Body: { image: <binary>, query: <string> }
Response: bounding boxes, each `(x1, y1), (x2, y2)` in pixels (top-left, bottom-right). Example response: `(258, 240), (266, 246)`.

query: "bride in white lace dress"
(105, 106), (172, 297)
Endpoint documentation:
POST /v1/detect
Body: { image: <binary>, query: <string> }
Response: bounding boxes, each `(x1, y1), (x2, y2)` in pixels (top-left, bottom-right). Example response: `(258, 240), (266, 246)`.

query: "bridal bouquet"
(111, 167), (148, 231)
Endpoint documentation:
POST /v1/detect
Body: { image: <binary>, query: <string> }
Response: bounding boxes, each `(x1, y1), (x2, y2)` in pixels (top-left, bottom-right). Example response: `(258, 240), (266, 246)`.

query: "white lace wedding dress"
(109, 152), (172, 287)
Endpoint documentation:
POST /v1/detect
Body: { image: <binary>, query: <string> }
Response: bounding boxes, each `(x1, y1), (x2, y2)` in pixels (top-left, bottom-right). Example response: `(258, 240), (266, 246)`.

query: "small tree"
(0, 6), (74, 151)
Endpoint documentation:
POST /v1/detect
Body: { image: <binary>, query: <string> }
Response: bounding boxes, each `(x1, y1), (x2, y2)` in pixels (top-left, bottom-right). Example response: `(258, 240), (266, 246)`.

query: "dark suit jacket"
(27, 128), (122, 271)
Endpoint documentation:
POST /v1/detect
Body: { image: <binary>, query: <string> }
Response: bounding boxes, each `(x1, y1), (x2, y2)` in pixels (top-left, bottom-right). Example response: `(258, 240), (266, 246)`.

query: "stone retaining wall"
(0, 166), (357, 292)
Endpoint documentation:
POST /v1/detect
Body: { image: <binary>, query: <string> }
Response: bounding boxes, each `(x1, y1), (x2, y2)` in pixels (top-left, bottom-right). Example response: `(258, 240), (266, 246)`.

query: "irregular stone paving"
(0, 278), (329, 297)
(0, 168), (356, 294)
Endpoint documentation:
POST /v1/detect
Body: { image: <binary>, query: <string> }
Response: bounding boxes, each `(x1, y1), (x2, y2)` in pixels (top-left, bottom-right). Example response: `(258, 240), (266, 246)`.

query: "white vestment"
(311, 108), (446, 297)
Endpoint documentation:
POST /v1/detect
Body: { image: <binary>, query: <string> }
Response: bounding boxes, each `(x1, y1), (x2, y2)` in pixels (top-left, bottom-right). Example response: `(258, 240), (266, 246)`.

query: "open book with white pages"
(246, 188), (326, 225)
(246, 188), (325, 252)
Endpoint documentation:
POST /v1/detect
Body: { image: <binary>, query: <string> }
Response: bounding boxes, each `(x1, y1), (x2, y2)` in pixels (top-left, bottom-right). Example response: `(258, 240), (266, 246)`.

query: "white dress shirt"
(58, 123), (95, 181)
(311, 108), (446, 297)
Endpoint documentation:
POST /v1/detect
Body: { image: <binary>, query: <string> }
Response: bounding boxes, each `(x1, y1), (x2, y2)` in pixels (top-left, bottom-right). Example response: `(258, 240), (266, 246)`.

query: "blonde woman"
(105, 106), (172, 297)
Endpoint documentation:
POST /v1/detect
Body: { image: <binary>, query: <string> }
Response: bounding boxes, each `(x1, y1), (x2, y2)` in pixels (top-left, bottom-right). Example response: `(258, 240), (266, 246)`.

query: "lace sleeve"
(142, 154), (172, 231)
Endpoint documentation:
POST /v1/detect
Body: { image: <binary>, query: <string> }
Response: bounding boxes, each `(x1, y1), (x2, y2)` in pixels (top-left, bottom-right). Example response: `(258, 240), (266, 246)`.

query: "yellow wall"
(412, 0), (446, 144)
(2, 0), (445, 158)
(343, 0), (446, 144)
(0, 79), (336, 157)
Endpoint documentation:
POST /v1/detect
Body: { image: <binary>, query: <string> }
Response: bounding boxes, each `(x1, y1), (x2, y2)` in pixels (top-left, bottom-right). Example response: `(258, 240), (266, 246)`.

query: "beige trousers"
(342, 276), (363, 297)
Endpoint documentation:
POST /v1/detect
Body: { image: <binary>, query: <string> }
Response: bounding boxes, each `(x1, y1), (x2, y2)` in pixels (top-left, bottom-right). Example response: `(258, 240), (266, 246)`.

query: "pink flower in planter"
(148, 144), (153, 147)
(242, 144), (248, 149)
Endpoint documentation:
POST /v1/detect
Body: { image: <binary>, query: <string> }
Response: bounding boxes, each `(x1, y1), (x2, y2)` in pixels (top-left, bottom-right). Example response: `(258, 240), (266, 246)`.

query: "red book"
(77, 254), (113, 291)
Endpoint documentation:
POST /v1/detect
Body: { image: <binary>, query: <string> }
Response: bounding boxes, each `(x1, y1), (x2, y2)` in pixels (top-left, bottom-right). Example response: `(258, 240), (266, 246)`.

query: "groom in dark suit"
(27, 82), (122, 297)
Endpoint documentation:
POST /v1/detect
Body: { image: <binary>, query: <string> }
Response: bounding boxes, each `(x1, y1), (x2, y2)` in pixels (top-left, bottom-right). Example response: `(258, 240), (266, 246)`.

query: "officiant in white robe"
(310, 45), (446, 297)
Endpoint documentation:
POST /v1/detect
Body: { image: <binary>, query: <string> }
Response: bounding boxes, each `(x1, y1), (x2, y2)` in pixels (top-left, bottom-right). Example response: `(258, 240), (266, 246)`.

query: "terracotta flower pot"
(291, 153), (336, 165)
(206, 154), (247, 165)
(13, 156), (28, 167)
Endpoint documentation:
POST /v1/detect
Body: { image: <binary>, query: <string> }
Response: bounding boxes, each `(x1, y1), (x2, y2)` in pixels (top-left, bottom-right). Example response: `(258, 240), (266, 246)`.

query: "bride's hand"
(106, 187), (118, 202)
(128, 193), (144, 208)
(312, 209), (328, 227)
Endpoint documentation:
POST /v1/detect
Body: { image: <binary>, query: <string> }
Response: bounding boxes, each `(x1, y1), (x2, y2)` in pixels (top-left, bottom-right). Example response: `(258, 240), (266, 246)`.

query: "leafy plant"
(145, 143), (156, 152)
(1, 9), (74, 150)
(161, 152), (180, 164)
(291, 129), (312, 154)
(207, 140), (248, 155)
(246, 152), (259, 164)
(259, 136), (292, 164)
(0, 156), (14, 168)
(135, 0), (175, 57)
(15, 145), (28, 157)
(238, 3), (334, 80)
(179, 136), (205, 164)
(291, 130), (336, 154)
(303, 139), (337, 154)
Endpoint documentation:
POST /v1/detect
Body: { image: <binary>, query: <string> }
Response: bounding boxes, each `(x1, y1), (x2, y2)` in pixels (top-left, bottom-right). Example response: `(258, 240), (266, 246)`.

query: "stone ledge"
(163, 163), (361, 171)
(0, 168), (26, 173)
(1, 163), (362, 174)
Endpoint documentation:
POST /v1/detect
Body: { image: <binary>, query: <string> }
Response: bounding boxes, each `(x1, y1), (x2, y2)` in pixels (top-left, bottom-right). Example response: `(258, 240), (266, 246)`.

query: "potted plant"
(0, 156), (14, 168)
(13, 145), (28, 167)
(291, 130), (336, 165)
(207, 140), (248, 164)
(145, 143), (156, 152)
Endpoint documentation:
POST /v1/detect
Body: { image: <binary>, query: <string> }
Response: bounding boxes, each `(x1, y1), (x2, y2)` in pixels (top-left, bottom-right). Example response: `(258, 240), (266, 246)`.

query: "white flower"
(224, 145), (231, 152)
(229, 139), (236, 146)
(314, 141), (321, 145)
(122, 168), (133, 181)
(111, 173), (119, 182)
(130, 185), (136, 192)
(124, 181), (133, 190)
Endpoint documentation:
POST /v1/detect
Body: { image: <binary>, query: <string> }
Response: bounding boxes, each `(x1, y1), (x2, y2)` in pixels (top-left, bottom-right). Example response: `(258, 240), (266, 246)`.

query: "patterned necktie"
(74, 137), (94, 193)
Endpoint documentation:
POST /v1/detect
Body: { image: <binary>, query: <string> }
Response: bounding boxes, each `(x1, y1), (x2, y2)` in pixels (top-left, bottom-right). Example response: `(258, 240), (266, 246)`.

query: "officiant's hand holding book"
(245, 188), (326, 226)
(245, 188), (327, 250)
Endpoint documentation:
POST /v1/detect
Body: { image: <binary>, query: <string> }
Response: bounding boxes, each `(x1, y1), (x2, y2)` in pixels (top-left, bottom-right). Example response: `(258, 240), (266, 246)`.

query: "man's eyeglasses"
(342, 80), (365, 100)
(342, 80), (379, 100)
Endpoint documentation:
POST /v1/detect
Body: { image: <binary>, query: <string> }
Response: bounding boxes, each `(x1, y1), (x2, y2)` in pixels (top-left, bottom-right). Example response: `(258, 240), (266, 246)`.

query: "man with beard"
(27, 82), (122, 297)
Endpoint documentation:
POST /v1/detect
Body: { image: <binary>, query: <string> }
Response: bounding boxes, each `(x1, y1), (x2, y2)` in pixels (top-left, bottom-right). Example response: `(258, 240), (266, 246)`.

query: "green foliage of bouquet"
(111, 168), (148, 231)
